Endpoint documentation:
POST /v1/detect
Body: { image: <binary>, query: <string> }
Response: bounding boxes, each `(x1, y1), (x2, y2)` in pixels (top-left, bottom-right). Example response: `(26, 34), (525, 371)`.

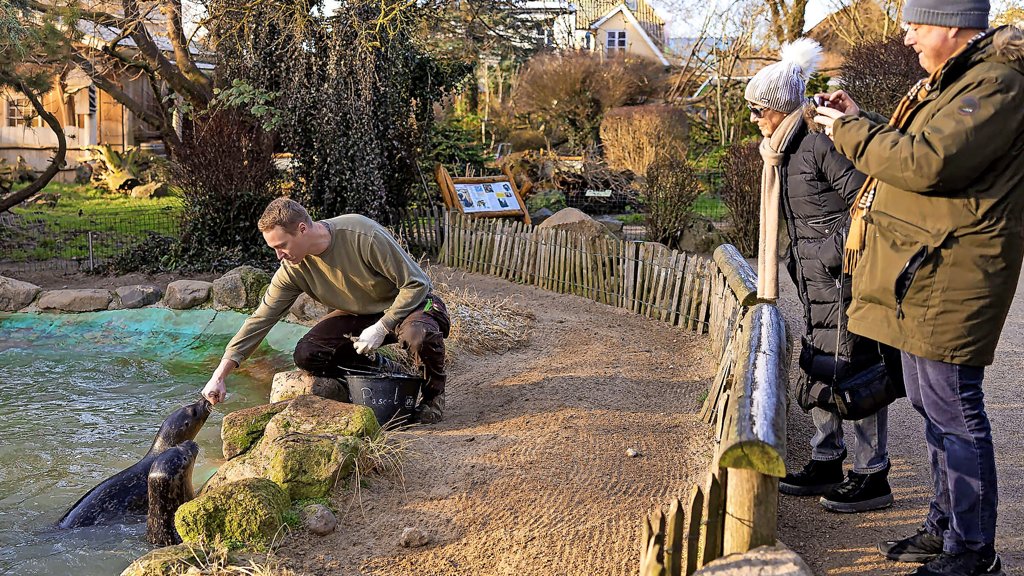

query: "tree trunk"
(0, 82), (68, 213)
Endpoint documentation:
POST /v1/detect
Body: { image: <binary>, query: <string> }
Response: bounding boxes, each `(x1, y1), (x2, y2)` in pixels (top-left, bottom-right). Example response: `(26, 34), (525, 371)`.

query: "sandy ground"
(776, 270), (1024, 576)
(247, 268), (715, 576)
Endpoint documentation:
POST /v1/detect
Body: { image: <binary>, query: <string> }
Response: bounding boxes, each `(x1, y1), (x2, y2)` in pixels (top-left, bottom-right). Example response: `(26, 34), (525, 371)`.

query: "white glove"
(354, 321), (389, 355)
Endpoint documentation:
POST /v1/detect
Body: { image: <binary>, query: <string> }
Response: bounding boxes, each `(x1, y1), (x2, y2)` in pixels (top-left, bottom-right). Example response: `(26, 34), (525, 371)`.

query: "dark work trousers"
(902, 351), (997, 554)
(293, 294), (450, 402)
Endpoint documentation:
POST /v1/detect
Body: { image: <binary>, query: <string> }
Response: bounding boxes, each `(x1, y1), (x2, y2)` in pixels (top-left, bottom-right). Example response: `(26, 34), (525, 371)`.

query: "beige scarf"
(757, 108), (805, 300)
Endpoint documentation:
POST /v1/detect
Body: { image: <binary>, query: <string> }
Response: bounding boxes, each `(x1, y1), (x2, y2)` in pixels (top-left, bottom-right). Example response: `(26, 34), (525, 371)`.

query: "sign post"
(435, 164), (531, 225)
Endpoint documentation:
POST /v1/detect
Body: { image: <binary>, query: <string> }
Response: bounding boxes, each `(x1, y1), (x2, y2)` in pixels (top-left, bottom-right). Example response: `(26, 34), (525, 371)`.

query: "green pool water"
(0, 309), (305, 576)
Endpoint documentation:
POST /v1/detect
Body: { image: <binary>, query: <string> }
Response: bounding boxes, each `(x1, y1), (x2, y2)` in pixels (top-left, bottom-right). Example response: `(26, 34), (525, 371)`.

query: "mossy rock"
(262, 395), (381, 443)
(266, 434), (360, 500)
(203, 396), (379, 497)
(174, 478), (289, 551)
(221, 401), (291, 460)
(235, 266), (271, 309)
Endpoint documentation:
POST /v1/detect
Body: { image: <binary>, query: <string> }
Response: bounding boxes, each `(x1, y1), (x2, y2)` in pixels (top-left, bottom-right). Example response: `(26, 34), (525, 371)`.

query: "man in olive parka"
(814, 1), (1024, 575)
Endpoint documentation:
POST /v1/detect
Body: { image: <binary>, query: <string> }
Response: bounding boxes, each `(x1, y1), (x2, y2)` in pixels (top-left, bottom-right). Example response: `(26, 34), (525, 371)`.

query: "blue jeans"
(810, 406), (889, 473)
(902, 352), (997, 554)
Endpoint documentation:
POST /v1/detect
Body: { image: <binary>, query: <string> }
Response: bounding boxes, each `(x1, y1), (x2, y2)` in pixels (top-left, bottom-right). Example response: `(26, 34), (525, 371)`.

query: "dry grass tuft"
(168, 538), (301, 575)
(431, 269), (535, 357)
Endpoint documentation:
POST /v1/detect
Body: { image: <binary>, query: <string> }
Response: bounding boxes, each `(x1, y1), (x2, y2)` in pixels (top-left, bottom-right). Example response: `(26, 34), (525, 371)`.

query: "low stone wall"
(0, 266), (326, 326)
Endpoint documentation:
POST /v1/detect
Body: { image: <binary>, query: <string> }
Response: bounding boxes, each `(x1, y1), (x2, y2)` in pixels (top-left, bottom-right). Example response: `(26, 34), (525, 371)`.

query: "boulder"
(289, 293), (330, 324)
(36, 289), (112, 312)
(203, 395), (379, 500)
(221, 401), (291, 460)
(302, 504), (337, 536)
(129, 181), (169, 199)
(164, 280), (212, 310)
(693, 545), (814, 576)
(536, 207), (611, 241)
(175, 477), (289, 551)
(113, 285), (163, 310)
(0, 276), (40, 311)
(270, 370), (348, 404)
(213, 266), (271, 311)
(594, 215), (624, 236)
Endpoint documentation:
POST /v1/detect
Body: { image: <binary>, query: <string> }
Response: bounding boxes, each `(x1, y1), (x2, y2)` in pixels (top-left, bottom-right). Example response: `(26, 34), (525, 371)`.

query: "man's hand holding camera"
(813, 90), (861, 140)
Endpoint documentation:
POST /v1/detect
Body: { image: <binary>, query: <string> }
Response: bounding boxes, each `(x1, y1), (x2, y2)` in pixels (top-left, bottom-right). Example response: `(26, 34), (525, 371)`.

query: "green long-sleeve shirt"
(222, 215), (431, 366)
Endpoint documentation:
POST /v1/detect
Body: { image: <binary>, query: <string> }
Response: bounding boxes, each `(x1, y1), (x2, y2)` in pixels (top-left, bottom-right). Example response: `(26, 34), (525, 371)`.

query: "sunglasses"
(747, 103), (768, 118)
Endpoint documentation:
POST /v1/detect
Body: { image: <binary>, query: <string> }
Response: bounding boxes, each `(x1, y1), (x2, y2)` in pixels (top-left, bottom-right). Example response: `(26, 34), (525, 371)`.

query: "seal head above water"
(57, 397), (212, 529)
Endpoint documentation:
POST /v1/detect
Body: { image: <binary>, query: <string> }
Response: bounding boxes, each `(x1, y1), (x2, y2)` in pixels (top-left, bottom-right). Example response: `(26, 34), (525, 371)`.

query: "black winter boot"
(820, 460), (893, 513)
(780, 451), (846, 496)
(908, 549), (1004, 576)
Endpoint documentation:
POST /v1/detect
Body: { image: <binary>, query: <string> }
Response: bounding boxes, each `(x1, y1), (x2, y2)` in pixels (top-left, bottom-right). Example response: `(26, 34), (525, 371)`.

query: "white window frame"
(6, 97), (41, 128)
(606, 30), (627, 51)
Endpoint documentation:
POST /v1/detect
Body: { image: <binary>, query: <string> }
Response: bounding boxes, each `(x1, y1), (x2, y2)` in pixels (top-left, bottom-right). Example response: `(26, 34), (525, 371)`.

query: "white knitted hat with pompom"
(744, 38), (823, 114)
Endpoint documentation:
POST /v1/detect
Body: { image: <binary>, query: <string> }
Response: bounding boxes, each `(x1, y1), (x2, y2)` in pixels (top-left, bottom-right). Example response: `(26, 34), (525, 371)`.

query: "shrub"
(840, 36), (923, 116)
(719, 141), (761, 257)
(642, 157), (702, 249)
(169, 110), (280, 271)
(513, 52), (668, 153)
(600, 105), (688, 176)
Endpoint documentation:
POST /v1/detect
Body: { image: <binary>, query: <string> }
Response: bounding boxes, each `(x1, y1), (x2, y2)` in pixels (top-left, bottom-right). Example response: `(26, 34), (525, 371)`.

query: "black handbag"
(797, 340), (905, 420)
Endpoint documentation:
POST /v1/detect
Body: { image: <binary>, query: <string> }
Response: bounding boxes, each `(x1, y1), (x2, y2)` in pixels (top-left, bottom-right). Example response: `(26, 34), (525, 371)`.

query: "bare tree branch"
(0, 80), (66, 212)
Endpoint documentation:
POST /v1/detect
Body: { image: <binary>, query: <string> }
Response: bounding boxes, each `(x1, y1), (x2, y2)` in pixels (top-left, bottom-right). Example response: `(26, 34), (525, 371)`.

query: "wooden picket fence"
(393, 205), (447, 258)
(439, 210), (743, 359)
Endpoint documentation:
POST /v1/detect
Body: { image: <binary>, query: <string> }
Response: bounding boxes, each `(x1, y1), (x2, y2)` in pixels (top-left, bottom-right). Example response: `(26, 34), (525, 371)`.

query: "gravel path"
(777, 269), (1024, 575)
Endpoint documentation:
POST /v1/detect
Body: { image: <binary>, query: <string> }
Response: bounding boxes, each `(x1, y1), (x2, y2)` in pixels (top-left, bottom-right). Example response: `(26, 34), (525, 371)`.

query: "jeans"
(810, 405), (889, 473)
(902, 351), (997, 554)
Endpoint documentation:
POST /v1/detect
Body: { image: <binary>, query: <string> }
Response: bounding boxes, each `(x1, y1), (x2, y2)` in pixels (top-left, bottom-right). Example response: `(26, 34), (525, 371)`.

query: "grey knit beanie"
(744, 38), (823, 114)
(903, 0), (989, 29)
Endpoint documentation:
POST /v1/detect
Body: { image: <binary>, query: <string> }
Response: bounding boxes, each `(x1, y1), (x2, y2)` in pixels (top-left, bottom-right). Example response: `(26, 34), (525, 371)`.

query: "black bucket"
(346, 373), (423, 427)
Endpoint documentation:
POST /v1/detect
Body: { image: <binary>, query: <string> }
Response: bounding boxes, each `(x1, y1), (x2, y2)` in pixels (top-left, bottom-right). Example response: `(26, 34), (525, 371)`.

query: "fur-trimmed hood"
(992, 24), (1024, 62)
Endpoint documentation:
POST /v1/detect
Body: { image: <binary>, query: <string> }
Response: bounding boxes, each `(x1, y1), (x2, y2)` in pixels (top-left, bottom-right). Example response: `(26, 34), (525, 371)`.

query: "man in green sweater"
(201, 197), (450, 424)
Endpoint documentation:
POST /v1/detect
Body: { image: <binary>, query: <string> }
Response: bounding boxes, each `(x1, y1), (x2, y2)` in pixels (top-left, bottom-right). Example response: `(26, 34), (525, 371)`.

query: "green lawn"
(2, 183), (183, 262)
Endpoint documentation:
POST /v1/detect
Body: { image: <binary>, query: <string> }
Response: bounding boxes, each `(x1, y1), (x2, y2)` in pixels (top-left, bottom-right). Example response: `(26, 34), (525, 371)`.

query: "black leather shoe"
(820, 461), (893, 513)
(880, 525), (945, 563)
(908, 549), (1003, 576)
(780, 451), (846, 496)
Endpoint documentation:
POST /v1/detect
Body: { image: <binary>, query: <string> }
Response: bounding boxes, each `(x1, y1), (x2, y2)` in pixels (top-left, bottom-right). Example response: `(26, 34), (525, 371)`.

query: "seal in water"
(147, 440), (199, 546)
(57, 397), (212, 529)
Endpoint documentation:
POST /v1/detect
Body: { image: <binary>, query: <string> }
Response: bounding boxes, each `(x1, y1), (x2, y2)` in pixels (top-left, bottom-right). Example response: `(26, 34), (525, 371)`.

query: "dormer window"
(607, 30), (626, 51)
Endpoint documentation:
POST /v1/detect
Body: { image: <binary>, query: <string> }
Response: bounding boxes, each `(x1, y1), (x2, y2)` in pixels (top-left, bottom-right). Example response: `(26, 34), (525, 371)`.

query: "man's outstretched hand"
(202, 358), (237, 405)
(354, 321), (389, 355)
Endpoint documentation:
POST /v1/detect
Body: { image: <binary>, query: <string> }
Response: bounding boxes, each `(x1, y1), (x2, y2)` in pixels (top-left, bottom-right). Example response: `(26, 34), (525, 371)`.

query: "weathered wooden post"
(717, 303), (788, 555)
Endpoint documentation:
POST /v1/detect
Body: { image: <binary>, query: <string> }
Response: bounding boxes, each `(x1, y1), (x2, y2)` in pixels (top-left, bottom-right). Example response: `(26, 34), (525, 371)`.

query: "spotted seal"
(57, 397), (212, 529)
(146, 440), (199, 545)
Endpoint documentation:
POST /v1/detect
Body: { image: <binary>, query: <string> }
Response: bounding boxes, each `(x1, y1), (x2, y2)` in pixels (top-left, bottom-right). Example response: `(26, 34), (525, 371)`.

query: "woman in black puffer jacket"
(745, 38), (892, 514)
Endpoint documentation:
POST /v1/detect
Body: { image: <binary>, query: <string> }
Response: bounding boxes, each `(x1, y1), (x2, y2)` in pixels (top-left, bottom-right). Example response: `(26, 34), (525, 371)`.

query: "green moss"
(174, 477), (290, 552)
(237, 266), (271, 309)
(267, 435), (359, 500)
(221, 402), (290, 459)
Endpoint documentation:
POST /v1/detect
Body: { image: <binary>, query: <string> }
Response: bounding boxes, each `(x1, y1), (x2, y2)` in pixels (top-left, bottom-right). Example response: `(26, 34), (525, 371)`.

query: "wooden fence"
(418, 209), (790, 574)
(438, 210), (744, 360)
